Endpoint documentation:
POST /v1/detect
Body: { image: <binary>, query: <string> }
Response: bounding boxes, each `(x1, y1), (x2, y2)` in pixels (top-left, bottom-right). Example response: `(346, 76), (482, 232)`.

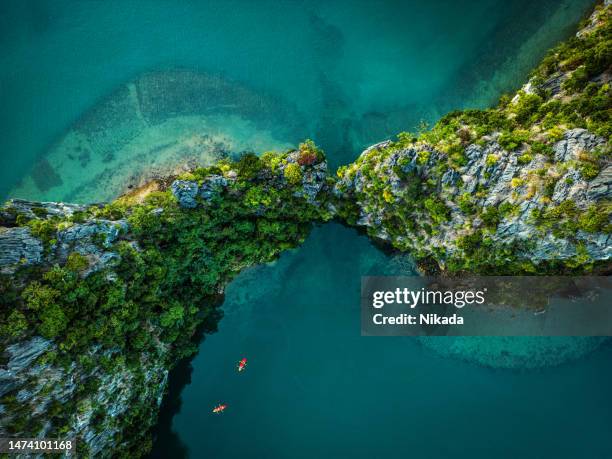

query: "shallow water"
(1, 1), (610, 457)
(0, 0), (595, 198)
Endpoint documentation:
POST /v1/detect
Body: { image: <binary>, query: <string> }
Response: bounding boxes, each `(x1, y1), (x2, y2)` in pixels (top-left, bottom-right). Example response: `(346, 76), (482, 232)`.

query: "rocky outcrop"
(170, 180), (200, 208)
(0, 227), (43, 274)
(283, 152), (328, 205)
(335, 128), (610, 270)
(0, 337), (52, 398)
(332, 3), (611, 273)
(0, 200), (127, 278)
(553, 128), (605, 162)
(170, 154), (329, 209)
(0, 147), (332, 457)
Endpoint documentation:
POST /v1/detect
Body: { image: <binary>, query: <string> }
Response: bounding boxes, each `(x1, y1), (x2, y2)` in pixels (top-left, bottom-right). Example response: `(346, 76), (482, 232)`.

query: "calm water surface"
(153, 225), (612, 458)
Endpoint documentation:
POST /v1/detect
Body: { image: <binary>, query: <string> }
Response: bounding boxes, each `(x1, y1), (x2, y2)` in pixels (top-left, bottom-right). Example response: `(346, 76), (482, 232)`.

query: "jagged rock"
(553, 128), (605, 162)
(442, 169), (460, 187)
(199, 174), (227, 200)
(529, 234), (583, 261)
(294, 161), (328, 204)
(170, 180), (199, 208)
(0, 337), (52, 397)
(582, 232), (612, 259)
(3, 199), (88, 221)
(587, 164), (612, 200)
(5, 337), (51, 373)
(364, 140), (392, 154)
(340, 125), (610, 267)
(58, 219), (127, 248)
(552, 169), (585, 203)
(53, 220), (127, 276)
(540, 72), (568, 96)
(0, 227), (43, 274)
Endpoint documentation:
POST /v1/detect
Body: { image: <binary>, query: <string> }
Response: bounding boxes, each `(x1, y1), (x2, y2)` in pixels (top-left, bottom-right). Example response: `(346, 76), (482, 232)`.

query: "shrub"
(457, 193), (475, 214)
(22, 282), (59, 310)
(383, 189), (394, 203)
(512, 92), (543, 125)
(284, 163), (303, 185)
(577, 204), (610, 232)
(530, 141), (554, 157)
(486, 154), (499, 167)
(66, 253), (89, 273)
(0, 310), (28, 339)
(38, 303), (67, 339)
(546, 127), (565, 142)
(416, 150), (431, 166)
(481, 207), (500, 230)
(578, 160), (600, 180)
(297, 139), (322, 166)
(498, 130), (529, 151)
(235, 153), (262, 179)
(563, 66), (589, 93)
(424, 197), (451, 224)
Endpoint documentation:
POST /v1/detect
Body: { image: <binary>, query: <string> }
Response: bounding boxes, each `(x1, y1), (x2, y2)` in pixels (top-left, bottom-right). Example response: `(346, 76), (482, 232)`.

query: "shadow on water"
(148, 306), (224, 459)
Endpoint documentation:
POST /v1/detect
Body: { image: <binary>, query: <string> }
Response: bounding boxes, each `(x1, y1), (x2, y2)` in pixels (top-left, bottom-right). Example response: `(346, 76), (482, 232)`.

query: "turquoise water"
(0, 0), (595, 197)
(153, 225), (612, 458)
(2, 1), (611, 457)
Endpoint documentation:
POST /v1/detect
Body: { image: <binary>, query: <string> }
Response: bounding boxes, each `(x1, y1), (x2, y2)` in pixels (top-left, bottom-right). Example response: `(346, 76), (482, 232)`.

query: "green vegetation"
(0, 148), (330, 456)
(531, 200), (612, 237)
(284, 163), (303, 184)
(334, 3), (611, 275)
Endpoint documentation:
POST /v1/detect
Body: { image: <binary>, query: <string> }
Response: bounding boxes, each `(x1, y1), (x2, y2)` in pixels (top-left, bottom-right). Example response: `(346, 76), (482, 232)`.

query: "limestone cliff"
(333, 2), (611, 273)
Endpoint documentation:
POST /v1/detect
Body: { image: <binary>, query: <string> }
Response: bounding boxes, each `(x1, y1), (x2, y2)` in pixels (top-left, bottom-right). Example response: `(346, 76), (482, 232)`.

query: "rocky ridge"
(0, 147), (330, 457)
(333, 3), (611, 273)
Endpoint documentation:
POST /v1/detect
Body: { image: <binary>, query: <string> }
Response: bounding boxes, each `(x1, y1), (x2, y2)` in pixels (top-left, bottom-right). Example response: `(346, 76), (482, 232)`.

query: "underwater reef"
(9, 70), (300, 204)
(0, 2), (611, 457)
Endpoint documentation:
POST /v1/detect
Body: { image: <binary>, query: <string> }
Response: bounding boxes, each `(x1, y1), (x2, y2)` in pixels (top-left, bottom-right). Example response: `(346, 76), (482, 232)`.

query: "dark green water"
(2, 1), (611, 458)
(153, 225), (612, 458)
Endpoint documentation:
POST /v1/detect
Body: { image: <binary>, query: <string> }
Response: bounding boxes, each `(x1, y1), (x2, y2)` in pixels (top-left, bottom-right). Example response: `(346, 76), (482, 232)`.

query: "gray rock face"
(199, 174), (227, 200)
(0, 227), (43, 274)
(552, 169), (587, 204)
(293, 161), (328, 204)
(171, 175), (229, 206)
(58, 219), (127, 248)
(337, 126), (610, 266)
(0, 337), (52, 397)
(540, 72), (568, 96)
(2, 199), (88, 221)
(56, 219), (127, 276)
(553, 128), (605, 162)
(587, 165), (612, 200)
(442, 169), (460, 187)
(171, 180), (199, 208)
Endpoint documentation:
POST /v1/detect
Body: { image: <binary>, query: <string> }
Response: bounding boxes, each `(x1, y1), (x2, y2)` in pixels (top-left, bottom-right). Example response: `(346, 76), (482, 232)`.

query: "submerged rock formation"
(9, 70), (301, 204)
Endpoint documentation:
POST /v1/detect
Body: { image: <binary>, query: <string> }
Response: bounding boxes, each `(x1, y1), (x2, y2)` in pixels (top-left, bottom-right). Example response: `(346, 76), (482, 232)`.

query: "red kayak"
(212, 404), (227, 414)
(237, 358), (247, 372)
